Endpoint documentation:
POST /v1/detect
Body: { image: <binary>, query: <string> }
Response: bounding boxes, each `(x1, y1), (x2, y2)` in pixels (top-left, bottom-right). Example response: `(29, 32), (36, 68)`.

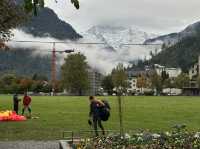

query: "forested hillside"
(20, 7), (82, 40)
(149, 21), (200, 72)
(0, 49), (51, 78)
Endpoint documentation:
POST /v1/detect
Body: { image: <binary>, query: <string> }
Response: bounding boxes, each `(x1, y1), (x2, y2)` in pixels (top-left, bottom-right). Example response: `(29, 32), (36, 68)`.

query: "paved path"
(0, 141), (60, 149)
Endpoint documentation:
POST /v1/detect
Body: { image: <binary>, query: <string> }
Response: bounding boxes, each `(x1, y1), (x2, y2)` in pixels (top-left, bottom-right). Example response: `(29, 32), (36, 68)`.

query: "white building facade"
(154, 64), (182, 78)
(189, 56), (200, 80)
(127, 77), (138, 93)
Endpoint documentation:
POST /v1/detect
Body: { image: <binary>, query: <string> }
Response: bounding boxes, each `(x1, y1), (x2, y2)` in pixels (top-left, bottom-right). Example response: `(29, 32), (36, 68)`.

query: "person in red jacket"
(22, 92), (32, 117)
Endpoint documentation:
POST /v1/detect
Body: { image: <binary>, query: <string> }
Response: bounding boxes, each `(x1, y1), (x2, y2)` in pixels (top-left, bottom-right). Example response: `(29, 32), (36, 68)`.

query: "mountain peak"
(89, 25), (127, 31)
(20, 7), (82, 40)
(144, 20), (200, 46)
(84, 25), (157, 50)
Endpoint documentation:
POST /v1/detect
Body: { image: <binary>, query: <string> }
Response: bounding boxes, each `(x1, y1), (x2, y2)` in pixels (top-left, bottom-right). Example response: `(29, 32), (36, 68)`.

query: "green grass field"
(1, 95), (200, 140)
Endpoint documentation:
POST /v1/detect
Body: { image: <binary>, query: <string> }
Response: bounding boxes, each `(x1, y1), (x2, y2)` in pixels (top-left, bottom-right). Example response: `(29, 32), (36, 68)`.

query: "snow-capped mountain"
(76, 25), (159, 73)
(82, 25), (157, 50)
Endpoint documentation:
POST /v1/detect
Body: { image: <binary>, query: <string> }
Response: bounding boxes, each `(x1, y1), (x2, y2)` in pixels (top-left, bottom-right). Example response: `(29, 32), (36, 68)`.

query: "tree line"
(0, 52), (193, 95)
(102, 70), (191, 96)
(0, 73), (52, 94)
(0, 52), (129, 96)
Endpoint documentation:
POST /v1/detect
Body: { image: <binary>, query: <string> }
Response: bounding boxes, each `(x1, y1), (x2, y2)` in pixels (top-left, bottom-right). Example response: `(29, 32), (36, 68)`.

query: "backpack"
(99, 100), (111, 121)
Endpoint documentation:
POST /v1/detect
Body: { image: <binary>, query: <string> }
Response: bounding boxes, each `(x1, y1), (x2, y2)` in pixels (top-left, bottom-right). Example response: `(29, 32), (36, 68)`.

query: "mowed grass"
(1, 96), (200, 140)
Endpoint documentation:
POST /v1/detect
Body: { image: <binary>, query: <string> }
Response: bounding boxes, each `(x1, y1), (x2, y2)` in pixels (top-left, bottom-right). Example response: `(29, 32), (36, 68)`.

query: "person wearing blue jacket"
(88, 96), (105, 136)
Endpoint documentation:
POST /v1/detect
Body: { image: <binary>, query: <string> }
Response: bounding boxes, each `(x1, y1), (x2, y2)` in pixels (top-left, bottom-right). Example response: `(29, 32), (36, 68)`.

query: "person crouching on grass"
(88, 96), (105, 136)
(22, 92), (32, 117)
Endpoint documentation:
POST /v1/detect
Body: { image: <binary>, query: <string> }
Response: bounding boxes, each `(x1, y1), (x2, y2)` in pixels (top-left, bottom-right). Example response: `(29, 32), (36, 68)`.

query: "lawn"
(1, 95), (200, 140)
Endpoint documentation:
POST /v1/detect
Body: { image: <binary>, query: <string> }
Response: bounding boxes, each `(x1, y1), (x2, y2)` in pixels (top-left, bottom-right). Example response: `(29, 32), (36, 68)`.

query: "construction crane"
(51, 42), (74, 95)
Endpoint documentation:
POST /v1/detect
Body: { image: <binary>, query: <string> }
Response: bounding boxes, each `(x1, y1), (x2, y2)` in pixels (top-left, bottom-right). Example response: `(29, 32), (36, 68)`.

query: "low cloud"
(7, 30), (160, 74)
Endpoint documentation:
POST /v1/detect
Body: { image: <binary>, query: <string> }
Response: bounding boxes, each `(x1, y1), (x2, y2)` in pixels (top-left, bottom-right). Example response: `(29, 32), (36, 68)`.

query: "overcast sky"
(45, 0), (200, 34)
